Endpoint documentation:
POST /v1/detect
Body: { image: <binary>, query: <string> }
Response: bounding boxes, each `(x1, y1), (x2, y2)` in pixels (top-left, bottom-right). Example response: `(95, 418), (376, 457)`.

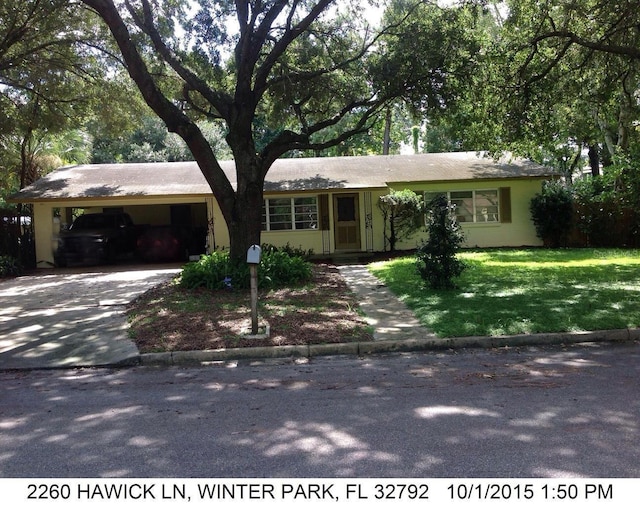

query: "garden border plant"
(180, 243), (313, 291)
(0, 255), (21, 278)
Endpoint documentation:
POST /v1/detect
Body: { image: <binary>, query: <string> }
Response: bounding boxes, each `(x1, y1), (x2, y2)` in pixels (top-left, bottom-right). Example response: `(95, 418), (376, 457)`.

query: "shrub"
(260, 242), (313, 259)
(378, 189), (424, 251)
(0, 255), (22, 278)
(180, 246), (312, 290)
(572, 154), (640, 247)
(416, 194), (465, 289)
(529, 180), (573, 247)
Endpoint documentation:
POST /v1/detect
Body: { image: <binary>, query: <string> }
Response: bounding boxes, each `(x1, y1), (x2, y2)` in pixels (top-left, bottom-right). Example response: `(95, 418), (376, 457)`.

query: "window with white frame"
(424, 190), (500, 223)
(262, 197), (319, 231)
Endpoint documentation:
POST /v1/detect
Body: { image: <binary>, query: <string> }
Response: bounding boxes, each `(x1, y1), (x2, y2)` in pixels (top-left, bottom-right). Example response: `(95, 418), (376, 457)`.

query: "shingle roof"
(12, 152), (555, 202)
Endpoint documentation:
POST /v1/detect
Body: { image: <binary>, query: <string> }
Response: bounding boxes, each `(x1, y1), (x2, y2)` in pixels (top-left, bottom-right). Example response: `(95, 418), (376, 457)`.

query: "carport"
(9, 161), (227, 268)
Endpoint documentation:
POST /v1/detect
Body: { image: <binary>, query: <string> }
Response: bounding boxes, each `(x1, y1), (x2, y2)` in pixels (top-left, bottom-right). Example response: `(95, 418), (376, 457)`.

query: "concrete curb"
(139, 327), (640, 367)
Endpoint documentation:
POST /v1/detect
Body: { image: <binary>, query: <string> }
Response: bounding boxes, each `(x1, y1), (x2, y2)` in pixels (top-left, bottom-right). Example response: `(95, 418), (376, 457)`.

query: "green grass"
(369, 248), (640, 338)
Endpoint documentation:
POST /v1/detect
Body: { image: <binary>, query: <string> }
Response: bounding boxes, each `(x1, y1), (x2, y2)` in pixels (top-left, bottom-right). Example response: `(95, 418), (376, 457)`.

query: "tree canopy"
(464, 0), (640, 174)
(0, 0), (146, 207)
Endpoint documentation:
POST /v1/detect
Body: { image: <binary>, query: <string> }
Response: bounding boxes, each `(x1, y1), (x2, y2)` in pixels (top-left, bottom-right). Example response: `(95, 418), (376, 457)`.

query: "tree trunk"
(389, 211), (397, 252)
(227, 186), (263, 263)
(382, 107), (392, 155)
(588, 144), (600, 177)
(225, 152), (265, 263)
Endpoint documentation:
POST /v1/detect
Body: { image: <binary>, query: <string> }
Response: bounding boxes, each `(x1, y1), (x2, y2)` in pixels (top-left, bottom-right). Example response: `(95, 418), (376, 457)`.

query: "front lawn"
(369, 249), (640, 337)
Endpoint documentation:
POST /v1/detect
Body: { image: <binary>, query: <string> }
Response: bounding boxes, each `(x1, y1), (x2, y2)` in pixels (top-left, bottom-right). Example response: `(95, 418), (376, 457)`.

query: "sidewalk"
(140, 264), (640, 367)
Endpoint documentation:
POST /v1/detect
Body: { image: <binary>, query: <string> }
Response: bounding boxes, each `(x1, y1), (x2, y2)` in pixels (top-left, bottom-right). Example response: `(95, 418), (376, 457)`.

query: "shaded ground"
(127, 263), (373, 353)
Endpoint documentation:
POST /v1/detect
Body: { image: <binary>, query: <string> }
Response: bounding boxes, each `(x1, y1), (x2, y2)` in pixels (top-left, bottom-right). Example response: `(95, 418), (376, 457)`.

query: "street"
(1, 342), (639, 478)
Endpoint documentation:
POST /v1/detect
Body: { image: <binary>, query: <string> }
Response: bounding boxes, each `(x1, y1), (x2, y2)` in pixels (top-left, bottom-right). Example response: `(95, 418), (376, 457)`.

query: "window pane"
(268, 198), (292, 230)
(450, 191), (473, 222)
(294, 197), (318, 230)
(263, 197), (319, 231)
(475, 190), (499, 222)
(261, 202), (267, 231)
(336, 196), (356, 221)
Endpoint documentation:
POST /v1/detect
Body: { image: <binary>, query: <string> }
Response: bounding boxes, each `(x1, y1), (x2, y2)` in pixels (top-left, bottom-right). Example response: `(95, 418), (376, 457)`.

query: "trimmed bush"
(530, 180), (573, 247)
(416, 194), (466, 289)
(180, 246), (312, 290)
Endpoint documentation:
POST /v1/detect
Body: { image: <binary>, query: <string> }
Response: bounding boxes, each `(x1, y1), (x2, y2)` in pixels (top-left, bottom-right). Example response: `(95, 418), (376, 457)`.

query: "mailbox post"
(247, 245), (262, 335)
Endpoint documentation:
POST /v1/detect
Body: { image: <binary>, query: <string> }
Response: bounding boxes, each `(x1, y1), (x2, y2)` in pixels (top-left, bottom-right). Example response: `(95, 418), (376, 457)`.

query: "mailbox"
(247, 244), (262, 264)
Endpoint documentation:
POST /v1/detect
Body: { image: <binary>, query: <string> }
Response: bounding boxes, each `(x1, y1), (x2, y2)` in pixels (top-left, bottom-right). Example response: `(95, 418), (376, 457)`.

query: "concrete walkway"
(336, 264), (437, 341)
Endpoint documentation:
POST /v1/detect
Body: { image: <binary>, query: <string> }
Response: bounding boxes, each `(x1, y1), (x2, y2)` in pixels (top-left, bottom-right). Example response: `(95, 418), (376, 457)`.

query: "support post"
(250, 264), (258, 335)
(246, 245), (262, 336)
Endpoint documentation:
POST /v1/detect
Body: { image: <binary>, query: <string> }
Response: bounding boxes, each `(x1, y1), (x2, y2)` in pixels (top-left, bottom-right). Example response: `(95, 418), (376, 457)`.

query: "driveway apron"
(0, 265), (180, 370)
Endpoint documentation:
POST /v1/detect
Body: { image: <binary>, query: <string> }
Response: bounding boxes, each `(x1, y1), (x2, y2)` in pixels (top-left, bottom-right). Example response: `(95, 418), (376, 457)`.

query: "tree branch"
(530, 30), (640, 60)
(260, 96), (385, 170)
(80, 0), (236, 215)
(254, 0), (334, 95)
(125, 0), (232, 120)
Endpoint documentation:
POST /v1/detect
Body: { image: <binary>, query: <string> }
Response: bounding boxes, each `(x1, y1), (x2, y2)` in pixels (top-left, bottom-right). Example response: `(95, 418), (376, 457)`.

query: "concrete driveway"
(0, 265), (181, 370)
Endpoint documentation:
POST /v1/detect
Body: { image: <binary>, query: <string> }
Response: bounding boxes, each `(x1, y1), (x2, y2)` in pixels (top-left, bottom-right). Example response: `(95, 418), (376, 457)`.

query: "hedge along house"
(11, 152), (556, 268)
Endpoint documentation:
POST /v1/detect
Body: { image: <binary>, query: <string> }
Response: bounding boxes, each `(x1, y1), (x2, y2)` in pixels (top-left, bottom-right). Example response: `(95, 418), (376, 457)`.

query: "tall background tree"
(371, 0), (494, 154)
(0, 0), (145, 207)
(464, 0), (640, 174)
(465, 0), (640, 247)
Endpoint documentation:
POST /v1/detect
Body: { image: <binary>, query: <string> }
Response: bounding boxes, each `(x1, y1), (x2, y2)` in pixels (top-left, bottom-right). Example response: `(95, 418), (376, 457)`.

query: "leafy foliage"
(572, 149), (640, 246)
(530, 180), (574, 247)
(378, 189), (423, 251)
(416, 194), (465, 289)
(180, 245), (312, 291)
(91, 115), (232, 163)
(0, 1), (143, 205)
(467, 0), (640, 170)
(0, 255), (22, 278)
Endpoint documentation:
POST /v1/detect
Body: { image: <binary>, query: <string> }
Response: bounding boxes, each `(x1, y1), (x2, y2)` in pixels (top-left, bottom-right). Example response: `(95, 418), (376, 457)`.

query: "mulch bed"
(127, 263), (373, 353)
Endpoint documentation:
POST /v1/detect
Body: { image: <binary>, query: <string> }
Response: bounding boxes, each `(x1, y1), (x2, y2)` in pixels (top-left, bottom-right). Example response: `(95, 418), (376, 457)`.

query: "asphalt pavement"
(2, 343), (639, 477)
(0, 263), (638, 371)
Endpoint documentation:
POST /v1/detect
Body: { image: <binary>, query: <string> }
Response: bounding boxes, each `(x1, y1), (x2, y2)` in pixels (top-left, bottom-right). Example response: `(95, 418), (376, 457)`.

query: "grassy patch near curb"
(369, 248), (640, 338)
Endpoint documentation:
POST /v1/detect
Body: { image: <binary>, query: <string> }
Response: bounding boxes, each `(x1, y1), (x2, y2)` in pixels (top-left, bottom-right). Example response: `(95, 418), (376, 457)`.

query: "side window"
(475, 190), (499, 222)
(424, 189), (503, 223)
(266, 198), (293, 231)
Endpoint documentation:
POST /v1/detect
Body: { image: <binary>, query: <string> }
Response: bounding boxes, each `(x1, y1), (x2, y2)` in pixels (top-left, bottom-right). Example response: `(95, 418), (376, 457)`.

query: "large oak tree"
(79, 0), (435, 261)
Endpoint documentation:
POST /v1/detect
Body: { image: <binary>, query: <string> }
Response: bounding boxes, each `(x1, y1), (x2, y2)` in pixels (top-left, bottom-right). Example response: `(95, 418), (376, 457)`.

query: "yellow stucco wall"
(30, 177), (545, 268)
(389, 178), (544, 250)
(33, 203), (57, 268)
